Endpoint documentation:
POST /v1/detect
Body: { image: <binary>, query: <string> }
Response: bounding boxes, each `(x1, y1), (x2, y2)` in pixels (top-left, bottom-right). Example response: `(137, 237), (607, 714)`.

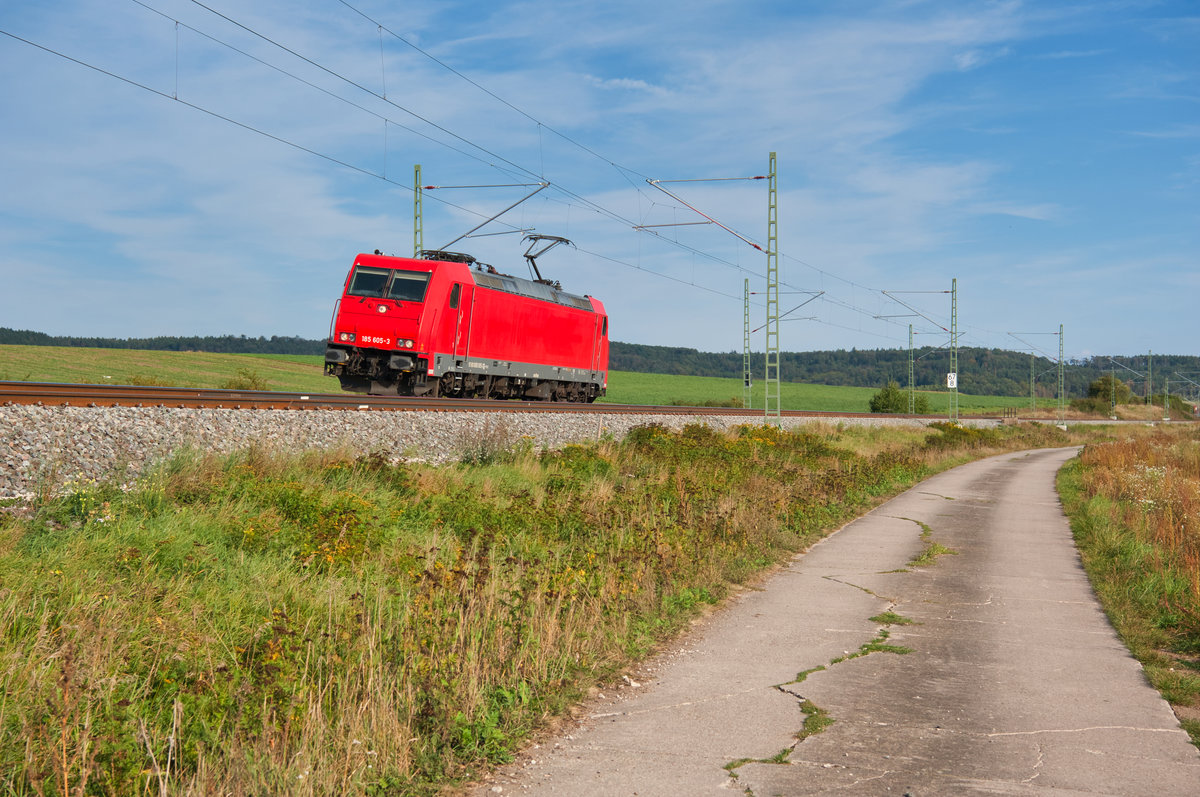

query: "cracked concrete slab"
(471, 448), (1200, 795)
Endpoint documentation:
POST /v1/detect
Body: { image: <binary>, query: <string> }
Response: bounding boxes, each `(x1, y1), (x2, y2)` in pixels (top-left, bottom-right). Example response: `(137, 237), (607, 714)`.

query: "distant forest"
(611, 342), (1200, 399)
(0, 328), (323, 355)
(3, 327), (1196, 398)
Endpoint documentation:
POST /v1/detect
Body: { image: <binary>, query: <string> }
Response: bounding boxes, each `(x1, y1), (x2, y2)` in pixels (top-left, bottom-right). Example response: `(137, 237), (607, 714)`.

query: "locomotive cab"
(324, 250), (608, 401)
(324, 254), (438, 395)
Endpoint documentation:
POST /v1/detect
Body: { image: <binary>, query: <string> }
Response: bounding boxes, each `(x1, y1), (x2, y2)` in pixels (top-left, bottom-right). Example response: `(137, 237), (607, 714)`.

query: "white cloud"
(1034, 48), (1110, 59)
(1127, 124), (1200, 139)
(0, 0), (1195, 358)
(586, 75), (667, 95)
(967, 202), (1061, 221)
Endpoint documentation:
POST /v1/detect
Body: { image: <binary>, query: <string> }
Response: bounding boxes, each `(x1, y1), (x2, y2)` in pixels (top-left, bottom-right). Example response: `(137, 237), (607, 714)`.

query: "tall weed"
(0, 421), (1090, 793)
(1059, 426), (1200, 744)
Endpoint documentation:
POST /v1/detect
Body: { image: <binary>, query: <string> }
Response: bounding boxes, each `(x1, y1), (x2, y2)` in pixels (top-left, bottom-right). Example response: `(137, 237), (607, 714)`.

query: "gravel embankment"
(0, 405), (945, 500)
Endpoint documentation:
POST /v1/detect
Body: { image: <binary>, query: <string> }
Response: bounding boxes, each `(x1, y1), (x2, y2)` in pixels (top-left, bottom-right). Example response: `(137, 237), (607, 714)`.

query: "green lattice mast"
(743, 278), (752, 410)
(764, 152), (780, 422)
(413, 164), (423, 256)
(949, 278), (958, 423)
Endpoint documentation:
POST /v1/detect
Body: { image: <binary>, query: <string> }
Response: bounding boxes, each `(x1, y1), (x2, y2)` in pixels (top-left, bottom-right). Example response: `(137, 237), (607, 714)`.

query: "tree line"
(0, 328), (323, 355)
(610, 342), (1200, 399)
(3, 327), (1195, 399)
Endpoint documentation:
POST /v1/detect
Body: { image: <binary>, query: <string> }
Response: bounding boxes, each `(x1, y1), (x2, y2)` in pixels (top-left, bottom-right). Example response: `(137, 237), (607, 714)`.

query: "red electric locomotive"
(323, 238), (608, 401)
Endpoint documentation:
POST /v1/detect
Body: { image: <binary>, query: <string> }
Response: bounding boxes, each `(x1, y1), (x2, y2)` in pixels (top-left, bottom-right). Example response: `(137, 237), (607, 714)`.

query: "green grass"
(1, 345), (1054, 413)
(723, 698), (833, 775)
(601, 370), (1051, 414)
(906, 518), (958, 568)
(797, 699), (835, 740)
(0, 344), (338, 392)
(829, 629), (914, 664)
(599, 370), (875, 411)
(908, 541), (957, 568)
(869, 611), (916, 626)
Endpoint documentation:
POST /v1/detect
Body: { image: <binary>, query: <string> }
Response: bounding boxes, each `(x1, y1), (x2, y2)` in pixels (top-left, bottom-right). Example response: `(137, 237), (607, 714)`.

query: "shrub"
(670, 397), (744, 408)
(869, 381), (928, 414)
(923, 421), (1003, 450)
(456, 416), (517, 464)
(220, 367), (268, 390)
(1087, 374), (1133, 404)
(124, 373), (175, 387)
(1071, 396), (1113, 415)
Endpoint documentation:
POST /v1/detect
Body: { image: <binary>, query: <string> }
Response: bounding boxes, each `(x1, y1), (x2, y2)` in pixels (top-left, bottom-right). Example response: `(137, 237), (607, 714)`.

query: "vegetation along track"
(0, 381), (977, 419)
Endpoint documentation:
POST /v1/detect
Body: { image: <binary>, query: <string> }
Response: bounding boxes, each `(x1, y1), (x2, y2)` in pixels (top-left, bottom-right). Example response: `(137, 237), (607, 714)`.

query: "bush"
(670, 397), (744, 408)
(1165, 395), (1193, 416)
(923, 421), (1001, 450)
(869, 381), (928, 414)
(220, 367), (268, 391)
(1071, 396), (1113, 415)
(124, 373), (175, 387)
(1087, 374), (1133, 404)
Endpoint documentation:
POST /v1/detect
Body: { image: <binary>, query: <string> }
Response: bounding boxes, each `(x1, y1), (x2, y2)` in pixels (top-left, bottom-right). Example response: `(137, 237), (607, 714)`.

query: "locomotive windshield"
(386, 271), (430, 302)
(347, 267), (389, 297)
(347, 266), (430, 302)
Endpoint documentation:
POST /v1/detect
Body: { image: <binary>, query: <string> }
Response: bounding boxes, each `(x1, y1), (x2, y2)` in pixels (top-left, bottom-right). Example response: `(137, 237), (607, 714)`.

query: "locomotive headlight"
(338, 332), (355, 342)
(402, 339), (414, 348)
(376, 304), (388, 314)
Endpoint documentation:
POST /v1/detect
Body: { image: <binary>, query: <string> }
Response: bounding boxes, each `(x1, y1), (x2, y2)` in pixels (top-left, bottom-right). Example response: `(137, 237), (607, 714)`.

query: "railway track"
(0, 380), (912, 419)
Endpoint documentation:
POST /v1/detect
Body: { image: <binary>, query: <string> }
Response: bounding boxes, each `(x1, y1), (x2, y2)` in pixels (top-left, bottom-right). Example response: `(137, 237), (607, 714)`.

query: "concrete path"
(473, 447), (1200, 796)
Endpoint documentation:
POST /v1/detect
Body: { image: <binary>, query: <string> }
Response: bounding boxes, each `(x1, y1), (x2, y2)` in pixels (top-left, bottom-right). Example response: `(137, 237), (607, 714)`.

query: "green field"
(0, 344), (1050, 414)
(601, 370), (1046, 415)
(0, 345), (338, 393)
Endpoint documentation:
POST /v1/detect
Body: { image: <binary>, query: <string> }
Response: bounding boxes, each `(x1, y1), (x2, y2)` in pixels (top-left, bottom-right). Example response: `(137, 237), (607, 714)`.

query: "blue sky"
(1, 0), (1196, 362)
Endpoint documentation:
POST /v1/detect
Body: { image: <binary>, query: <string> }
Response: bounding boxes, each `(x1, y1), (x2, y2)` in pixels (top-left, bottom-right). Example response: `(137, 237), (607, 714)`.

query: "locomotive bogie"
(324, 252), (608, 402)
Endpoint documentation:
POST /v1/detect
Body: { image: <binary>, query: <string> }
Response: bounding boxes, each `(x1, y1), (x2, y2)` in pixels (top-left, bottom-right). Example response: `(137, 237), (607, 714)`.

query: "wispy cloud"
(585, 75), (668, 95)
(954, 46), (1012, 71)
(968, 202), (1061, 221)
(1033, 48), (1110, 59)
(1126, 124), (1200, 139)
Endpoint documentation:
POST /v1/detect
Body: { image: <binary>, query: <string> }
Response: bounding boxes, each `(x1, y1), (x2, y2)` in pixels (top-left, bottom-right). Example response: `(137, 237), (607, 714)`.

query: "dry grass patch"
(1059, 425), (1200, 745)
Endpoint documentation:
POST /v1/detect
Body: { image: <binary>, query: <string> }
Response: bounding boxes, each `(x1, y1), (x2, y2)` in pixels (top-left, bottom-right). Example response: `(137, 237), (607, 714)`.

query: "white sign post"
(946, 372), (958, 389)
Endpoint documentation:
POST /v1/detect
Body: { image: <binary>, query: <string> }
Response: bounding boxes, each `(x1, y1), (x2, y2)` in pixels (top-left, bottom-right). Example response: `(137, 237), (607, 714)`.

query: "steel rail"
(0, 380), (948, 419)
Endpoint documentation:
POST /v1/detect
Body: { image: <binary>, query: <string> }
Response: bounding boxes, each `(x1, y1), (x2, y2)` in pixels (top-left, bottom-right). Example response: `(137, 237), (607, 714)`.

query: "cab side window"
(449, 283), (461, 309)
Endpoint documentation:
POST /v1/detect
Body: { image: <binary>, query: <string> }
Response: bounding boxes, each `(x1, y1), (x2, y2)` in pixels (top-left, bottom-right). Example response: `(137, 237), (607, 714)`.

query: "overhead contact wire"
(184, 0), (540, 182)
(165, 1), (836, 299)
(33, 5), (958, 349)
(130, 0), (499, 169)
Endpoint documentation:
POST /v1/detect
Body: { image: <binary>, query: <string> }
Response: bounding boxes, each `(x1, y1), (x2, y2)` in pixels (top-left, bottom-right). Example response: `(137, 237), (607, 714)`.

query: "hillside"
(0, 327), (322, 355)
(609, 342), (1198, 399)
(2, 327), (1192, 399)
